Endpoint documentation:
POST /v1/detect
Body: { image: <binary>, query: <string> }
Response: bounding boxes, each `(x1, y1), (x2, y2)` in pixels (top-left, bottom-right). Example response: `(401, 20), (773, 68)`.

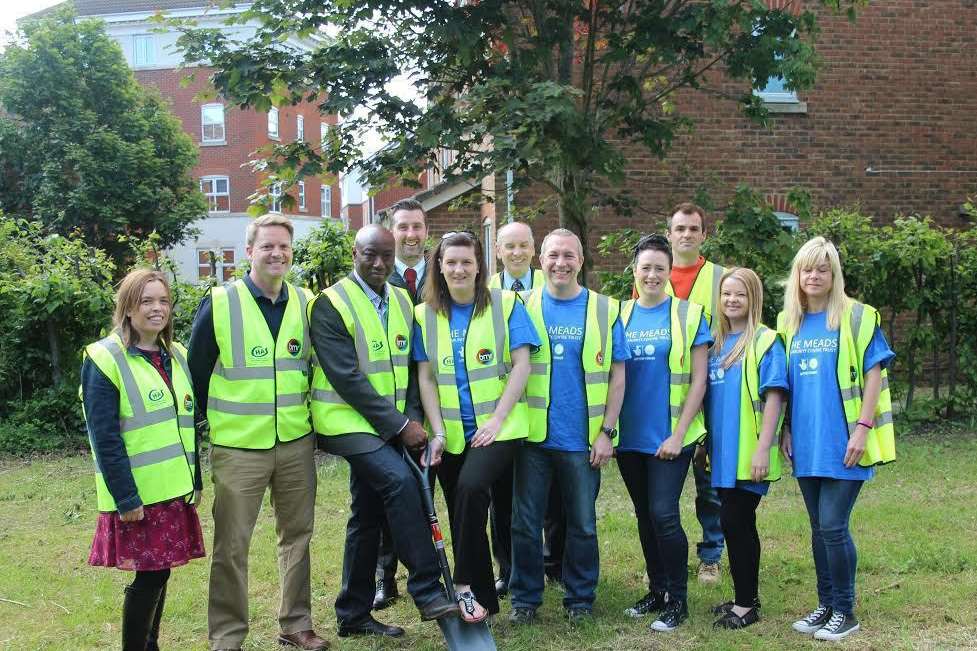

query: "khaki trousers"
(207, 435), (317, 650)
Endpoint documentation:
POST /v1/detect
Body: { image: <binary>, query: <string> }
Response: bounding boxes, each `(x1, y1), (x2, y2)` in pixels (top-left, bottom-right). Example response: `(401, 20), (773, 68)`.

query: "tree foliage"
(0, 8), (206, 269)
(292, 219), (354, 293)
(174, 0), (864, 278)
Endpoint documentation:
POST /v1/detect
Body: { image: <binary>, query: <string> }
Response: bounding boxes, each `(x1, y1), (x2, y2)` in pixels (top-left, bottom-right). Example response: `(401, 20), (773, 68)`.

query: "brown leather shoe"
(278, 629), (330, 650)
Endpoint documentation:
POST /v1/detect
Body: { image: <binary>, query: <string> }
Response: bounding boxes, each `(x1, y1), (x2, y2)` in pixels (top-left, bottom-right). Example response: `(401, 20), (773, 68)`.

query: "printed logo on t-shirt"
(708, 354), (726, 384)
(791, 336), (836, 377)
(625, 328), (667, 361)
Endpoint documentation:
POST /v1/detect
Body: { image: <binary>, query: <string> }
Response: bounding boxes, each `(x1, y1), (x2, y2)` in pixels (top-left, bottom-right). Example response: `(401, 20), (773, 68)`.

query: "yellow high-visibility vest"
(208, 280), (313, 449)
(666, 260), (727, 325)
(83, 333), (196, 512)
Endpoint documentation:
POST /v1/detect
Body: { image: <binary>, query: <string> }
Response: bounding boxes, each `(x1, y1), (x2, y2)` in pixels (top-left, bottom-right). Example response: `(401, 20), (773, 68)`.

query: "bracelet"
(856, 419), (874, 429)
(432, 433), (446, 440)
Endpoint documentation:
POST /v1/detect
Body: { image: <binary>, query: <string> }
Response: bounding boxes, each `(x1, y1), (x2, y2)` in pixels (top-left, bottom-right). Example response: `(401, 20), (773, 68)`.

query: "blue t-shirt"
(705, 332), (788, 496)
(788, 311), (895, 481)
(412, 299), (539, 440)
(618, 297), (713, 454)
(540, 289), (630, 452)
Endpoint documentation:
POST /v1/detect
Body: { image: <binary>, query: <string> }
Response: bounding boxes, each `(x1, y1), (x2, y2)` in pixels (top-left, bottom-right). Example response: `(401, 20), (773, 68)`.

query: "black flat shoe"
(713, 607), (760, 630)
(712, 598), (761, 616)
(338, 615), (405, 638)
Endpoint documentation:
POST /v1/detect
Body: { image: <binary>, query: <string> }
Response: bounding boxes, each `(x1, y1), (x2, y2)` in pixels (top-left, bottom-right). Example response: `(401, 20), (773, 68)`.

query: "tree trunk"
(946, 247), (960, 418)
(556, 174), (593, 287)
(47, 319), (63, 386)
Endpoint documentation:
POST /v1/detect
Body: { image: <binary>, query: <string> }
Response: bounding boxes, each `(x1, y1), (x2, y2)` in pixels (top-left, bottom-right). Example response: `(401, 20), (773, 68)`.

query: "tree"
(0, 8), (206, 269)
(176, 0), (863, 279)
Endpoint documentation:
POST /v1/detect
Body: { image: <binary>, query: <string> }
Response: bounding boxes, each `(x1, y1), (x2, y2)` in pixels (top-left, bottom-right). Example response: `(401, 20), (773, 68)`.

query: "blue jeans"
(797, 477), (864, 615)
(693, 461), (724, 564)
(509, 446), (601, 611)
(617, 448), (694, 601)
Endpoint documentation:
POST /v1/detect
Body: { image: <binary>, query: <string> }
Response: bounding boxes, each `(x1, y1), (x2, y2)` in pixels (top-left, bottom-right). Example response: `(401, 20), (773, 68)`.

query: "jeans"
(510, 446), (601, 611)
(797, 477), (864, 616)
(335, 444), (445, 626)
(693, 462), (725, 564)
(617, 448), (693, 602)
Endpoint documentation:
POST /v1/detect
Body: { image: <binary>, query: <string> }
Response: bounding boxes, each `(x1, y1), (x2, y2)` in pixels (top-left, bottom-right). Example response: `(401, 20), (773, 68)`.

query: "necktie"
(511, 278), (524, 292)
(404, 267), (417, 296)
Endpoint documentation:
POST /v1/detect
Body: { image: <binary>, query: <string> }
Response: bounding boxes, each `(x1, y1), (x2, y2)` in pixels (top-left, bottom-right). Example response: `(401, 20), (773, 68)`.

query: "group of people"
(82, 199), (895, 650)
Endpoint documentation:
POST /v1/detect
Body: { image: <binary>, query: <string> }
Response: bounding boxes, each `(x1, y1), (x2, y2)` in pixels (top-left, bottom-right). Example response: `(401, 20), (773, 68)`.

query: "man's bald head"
(495, 221), (536, 279)
(353, 224), (397, 292)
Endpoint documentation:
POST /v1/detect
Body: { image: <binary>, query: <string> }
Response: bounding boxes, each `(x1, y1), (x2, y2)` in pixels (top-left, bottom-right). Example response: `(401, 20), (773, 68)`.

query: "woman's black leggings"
(718, 488), (763, 608)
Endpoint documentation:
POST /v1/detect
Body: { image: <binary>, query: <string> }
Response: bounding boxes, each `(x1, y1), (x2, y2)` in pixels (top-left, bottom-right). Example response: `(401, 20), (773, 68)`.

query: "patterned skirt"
(88, 497), (206, 571)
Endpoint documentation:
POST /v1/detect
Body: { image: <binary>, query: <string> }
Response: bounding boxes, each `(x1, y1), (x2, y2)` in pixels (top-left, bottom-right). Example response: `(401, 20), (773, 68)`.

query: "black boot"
(122, 583), (162, 651)
(146, 583), (166, 651)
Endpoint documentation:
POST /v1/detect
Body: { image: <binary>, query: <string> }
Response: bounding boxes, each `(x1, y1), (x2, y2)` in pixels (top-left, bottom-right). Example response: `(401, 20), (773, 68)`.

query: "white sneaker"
(792, 604), (832, 634)
(813, 611), (860, 641)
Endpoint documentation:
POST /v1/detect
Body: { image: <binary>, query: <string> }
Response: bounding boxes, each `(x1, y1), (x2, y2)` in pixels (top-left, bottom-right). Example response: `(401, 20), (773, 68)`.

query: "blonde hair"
(246, 212), (294, 246)
(712, 267), (763, 370)
(113, 269), (174, 348)
(782, 236), (850, 335)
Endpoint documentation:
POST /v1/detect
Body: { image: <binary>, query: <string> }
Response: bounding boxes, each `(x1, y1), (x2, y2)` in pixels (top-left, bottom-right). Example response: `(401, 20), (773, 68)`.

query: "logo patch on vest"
(370, 340), (385, 352)
(442, 355), (454, 367)
(477, 348), (494, 365)
(251, 345), (269, 358)
(183, 393), (194, 411)
(148, 389), (165, 403)
(395, 334), (408, 351)
(595, 350), (604, 365)
(287, 338), (301, 356)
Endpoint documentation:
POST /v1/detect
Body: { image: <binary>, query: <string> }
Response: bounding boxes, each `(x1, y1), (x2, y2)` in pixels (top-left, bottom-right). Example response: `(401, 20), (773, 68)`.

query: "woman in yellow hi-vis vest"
(82, 270), (204, 651)
(703, 268), (787, 630)
(414, 231), (540, 624)
(779, 237), (895, 642)
(617, 235), (713, 633)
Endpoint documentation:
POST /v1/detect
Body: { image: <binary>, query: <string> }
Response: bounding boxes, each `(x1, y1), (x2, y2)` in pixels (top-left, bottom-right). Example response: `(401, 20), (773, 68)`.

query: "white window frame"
(298, 181), (306, 211)
(268, 107), (280, 139)
(320, 122), (328, 143)
(133, 34), (156, 67)
(296, 115), (304, 142)
(197, 247), (237, 282)
(320, 184), (332, 218)
(200, 176), (230, 213)
(270, 182), (283, 212)
(200, 103), (225, 144)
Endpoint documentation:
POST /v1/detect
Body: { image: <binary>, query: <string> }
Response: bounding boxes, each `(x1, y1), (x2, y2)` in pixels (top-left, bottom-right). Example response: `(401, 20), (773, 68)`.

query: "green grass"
(1, 428), (976, 650)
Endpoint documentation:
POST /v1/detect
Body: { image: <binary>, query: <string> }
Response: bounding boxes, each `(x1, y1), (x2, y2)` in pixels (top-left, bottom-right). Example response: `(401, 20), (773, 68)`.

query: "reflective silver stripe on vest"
(880, 374), (889, 392)
(276, 357), (310, 372)
(752, 400), (764, 414)
(669, 301), (692, 392)
(278, 392), (309, 407)
(312, 388), (401, 404)
(473, 400), (499, 417)
(392, 286), (415, 334)
(468, 365), (505, 381)
(294, 284), (310, 354)
(224, 282), (248, 368)
(840, 386), (861, 401)
(489, 289), (508, 379)
(583, 371), (606, 383)
(850, 302), (866, 340)
(671, 372), (691, 384)
(440, 407), (463, 420)
(425, 303), (446, 381)
(530, 363), (548, 376)
(208, 398), (275, 416)
(186, 451), (197, 465)
(212, 362), (275, 381)
(178, 415), (195, 429)
(670, 404), (682, 418)
(710, 263), (723, 314)
(170, 346), (192, 387)
(595, 294), (609, 361)
(587, 404), (604, 417)
(102, 337), (148, 422)
(121, 408), (176, 433)
(334, 281), (395, 376)
(527, 396), (547, 409)
(877, 410), (893, 427)
(127, 442), (187, 469)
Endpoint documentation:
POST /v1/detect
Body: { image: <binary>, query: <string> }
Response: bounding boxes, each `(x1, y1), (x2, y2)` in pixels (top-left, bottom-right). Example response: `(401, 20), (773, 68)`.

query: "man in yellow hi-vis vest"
(309, 225), (459, 637)
(188, 213), (326, 651)
(508, 229), (630, 624)
(665, 202), (727, 585)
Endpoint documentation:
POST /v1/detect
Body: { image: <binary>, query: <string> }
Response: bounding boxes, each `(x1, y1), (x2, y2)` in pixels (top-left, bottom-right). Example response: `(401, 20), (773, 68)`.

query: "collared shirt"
(241, 273), (289, 340)
(352, 270), (388, 325)
(502, 268), (534, 291)
(395, 258), (426, 284)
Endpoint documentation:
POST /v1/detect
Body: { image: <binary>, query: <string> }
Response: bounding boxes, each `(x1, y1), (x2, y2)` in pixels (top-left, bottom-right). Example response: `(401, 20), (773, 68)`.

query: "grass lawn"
(1, 426), (976, 651)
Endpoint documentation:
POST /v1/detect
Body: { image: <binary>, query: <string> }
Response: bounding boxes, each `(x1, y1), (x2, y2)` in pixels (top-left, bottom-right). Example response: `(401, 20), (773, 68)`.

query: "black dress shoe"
(418, 594), (460, 621)
(337, 615), (405, 638)
(372, 580), (399, 610)
(494, 576), (509, 599)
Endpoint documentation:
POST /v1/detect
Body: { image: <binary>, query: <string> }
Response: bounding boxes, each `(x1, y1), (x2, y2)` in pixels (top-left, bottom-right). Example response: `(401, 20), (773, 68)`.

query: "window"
(270, 182), (283, 212)
(774, 211), (800, 232)
(320, 184), (332, 218)
(298, 181), (306, 211)
(200, 176), (230, 212)
(201, 104), (225, 143)
(296, 115), (304, 142)
(268, 107), (279, 138)
(197, 248), (237, 281)
(133, 35), (155, 66)
(320, 122), (328, 143)
(757, 72), (798, 103)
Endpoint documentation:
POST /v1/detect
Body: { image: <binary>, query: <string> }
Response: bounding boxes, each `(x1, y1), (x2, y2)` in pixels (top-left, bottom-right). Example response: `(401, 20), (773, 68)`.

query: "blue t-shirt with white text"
(788, 311), (895, 481)
(618, 297), (713, 454)
(412, 300), (540, 440)
(540, 289), (630, 452)
(705, 332), (788, 495)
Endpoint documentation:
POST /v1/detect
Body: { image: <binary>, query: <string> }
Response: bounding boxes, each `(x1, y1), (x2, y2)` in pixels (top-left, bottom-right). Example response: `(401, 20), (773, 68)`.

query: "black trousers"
(375, 519), (398, 584)
(437, 439), (521, 616)
(718, 487), (763, 608)
(489, 461), (514, 583)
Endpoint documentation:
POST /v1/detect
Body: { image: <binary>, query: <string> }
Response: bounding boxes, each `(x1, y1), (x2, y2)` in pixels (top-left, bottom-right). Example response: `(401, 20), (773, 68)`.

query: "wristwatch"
(600, 425), (618, 438)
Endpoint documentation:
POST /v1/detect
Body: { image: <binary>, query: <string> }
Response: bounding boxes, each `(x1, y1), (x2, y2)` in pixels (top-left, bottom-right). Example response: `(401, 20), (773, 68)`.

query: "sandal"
(455, 590), (488, 624)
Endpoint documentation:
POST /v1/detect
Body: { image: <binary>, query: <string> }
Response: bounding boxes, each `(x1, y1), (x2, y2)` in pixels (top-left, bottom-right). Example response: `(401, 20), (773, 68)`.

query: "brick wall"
(134, 66), (341, 218)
